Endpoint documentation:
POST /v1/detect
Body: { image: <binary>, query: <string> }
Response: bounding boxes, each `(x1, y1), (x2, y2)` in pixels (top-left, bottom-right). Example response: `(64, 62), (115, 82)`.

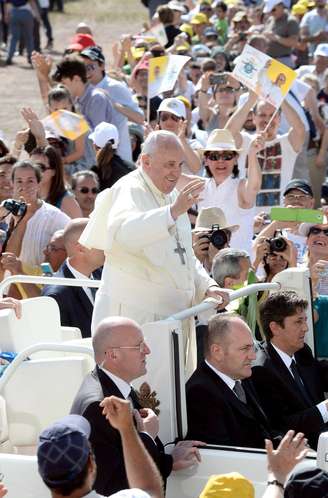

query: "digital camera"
(2, 199), (27, 217)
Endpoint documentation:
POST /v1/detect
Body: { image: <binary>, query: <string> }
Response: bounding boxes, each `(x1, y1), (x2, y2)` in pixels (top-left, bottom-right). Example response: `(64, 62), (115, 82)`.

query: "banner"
(233, 45), (297, 108)
(42, 110), (89, 141)
(148, 54), (190, 99)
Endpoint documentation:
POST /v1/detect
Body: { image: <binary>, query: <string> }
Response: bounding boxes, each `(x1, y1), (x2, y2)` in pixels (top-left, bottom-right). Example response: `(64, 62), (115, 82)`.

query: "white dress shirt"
(100, 367), (132, 399)
(66, 259), (94, 305)
(271, 343), (328, 423)
(205, 360), (240, 397)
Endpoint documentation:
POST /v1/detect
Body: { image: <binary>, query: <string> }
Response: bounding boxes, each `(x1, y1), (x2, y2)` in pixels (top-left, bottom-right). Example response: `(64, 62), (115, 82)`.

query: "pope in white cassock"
(79, 131), (229, 376)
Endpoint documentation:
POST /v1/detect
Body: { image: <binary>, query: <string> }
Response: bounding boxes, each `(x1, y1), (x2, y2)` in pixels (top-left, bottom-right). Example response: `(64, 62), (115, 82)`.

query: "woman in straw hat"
(198, 128), (265, 255)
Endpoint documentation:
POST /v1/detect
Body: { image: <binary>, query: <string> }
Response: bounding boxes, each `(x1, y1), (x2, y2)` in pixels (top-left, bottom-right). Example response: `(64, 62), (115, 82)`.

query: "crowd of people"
(1, 0), (328, 495)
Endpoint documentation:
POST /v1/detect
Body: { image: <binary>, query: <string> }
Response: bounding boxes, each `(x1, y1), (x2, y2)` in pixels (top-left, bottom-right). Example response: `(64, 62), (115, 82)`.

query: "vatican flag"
(42, 110), (89, 141)
(148, 54), (190, 99)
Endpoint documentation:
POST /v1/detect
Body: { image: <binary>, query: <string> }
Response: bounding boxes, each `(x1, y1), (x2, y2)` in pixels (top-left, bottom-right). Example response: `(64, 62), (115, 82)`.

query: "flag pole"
(264, 105), (280, 133)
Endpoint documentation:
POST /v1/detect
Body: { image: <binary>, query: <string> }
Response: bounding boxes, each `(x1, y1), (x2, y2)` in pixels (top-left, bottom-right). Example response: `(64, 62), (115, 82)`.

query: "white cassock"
(79, 167), (216, 377)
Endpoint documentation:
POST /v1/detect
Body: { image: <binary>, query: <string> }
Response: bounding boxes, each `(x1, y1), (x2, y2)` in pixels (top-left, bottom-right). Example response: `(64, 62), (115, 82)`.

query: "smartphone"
(270, 207), (324, 224)
(41, 262), (54, 276)
(209, 73), (227, 86)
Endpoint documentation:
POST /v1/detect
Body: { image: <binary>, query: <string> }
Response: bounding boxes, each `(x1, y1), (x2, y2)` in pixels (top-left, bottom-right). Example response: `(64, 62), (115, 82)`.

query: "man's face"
(136, 70), (149, 92)
(270, 2), (285, 18)
(60, 77), (79, 98)
(105, 326), (151, 382)
(316, 0), (326, 9)
(254, 101), (280, 139)
(82, 57), (104, 85)
(314, 55), (328, 74)
(214, 319), (256, 379)
(271, 308), (308, 355)
(283, 189), (314, 209)
(73, 175), (99, 216)
(0, 162), (13, 202)
(307, 224), (328, 258)
(142, 145), (184, 194)
(43, 232), (66, 271)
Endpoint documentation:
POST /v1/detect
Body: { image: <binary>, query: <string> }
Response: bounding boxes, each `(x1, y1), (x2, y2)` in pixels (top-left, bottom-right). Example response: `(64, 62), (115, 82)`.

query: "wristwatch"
(267, 479), (284, 490)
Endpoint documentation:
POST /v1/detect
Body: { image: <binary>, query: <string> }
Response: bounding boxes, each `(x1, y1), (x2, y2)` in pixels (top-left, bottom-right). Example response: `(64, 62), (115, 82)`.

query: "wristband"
(267, 480), (284, 490)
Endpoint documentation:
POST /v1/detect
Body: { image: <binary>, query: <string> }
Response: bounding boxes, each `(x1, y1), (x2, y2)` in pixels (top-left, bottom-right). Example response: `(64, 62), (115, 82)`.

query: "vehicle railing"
(0, 275), (101, 298)
(0, 342), (94, 392)
(167, 282), (280, 321)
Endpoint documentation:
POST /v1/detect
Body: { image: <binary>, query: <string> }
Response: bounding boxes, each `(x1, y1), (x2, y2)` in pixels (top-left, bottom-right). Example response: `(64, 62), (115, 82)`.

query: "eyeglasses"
(284, 193), (311, 202)
(217, 86), (235, 94)
(205, 151), (236, 161)
(45, 244), (66, 252)
(109, 341), (148, 354)
(77, 187), (99, 194)
(159, 112), (181, 122)
(308, 227), (328, 237)
(85, 63), (97, 72)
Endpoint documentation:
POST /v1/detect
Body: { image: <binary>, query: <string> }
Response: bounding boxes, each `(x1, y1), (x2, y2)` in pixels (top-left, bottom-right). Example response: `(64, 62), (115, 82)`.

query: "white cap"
(89, 122), (119, 149)
(263, 0), (284, 13)
(314, 43), (328, 58)
(168, 1), (186, 12)
(158, 98), (186, 119)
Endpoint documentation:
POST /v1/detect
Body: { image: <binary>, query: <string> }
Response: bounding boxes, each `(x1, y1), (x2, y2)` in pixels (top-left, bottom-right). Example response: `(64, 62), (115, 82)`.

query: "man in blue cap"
(37, 396), (163, 498)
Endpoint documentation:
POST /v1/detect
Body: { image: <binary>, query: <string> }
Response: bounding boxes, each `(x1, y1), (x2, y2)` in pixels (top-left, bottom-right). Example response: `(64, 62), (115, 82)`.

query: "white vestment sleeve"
(193, 256), (217, 304)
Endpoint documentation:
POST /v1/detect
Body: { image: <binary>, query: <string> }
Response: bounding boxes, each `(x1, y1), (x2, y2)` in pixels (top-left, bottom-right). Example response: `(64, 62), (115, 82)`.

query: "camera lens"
(269, 237), (287, 253)
(210, 229), (228, 250)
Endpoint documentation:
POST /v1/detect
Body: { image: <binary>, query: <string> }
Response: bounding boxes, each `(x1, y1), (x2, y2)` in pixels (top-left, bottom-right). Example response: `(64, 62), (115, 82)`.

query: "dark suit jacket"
(42, 260), (102, 338)
(252, 342), (328, 449)
(186, 361), (273, 449)
(71, 366), (172, 496)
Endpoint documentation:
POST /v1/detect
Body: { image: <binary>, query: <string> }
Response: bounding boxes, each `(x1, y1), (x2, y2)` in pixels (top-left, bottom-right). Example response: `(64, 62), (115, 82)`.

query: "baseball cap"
(200, 472), (255, 498)
(204, 26), (218, 38)
(66, 33), (96, 52)
(263, 0), (284, 13)
(37, 415), (91, 487)
(80, 46), (105, 63)
(168, 0), (187, 12)
(191, 13), (208, 24)
(89, 122), (119, 149)
(283, 179), (313, 197)
(314, 43), (328, 58)
(285, 468), (328, 498)
(191, 43), (211, 57)
(158, 98), (186, 119)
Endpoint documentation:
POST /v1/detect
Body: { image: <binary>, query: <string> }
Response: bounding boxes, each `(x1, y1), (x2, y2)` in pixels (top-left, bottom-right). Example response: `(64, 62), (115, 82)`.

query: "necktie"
(233, 381), (247, 404)
(128, 387), (140, 409)
(290, 360), (313, 406)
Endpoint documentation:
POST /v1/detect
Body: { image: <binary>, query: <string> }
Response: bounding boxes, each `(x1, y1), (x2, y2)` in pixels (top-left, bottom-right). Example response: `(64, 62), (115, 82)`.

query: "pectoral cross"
(174, 240), (186, 265)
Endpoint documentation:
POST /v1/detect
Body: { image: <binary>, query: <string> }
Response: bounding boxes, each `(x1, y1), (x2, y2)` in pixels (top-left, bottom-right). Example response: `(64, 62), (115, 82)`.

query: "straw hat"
(202, 129), (241, 153)
(195, 207), (239, 233)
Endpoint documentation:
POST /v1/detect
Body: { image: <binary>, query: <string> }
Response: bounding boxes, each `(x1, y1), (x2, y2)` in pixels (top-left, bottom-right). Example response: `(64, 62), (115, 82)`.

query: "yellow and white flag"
(233, 45), (297, 108)
(148, 54), (190, 99)
(42, 110), (89, 141)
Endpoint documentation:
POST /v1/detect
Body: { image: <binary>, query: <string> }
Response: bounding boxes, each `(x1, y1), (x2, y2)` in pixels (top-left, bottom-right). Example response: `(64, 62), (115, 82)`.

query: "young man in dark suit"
(252, 291), (328, 450)
(186, 314), (276, 448)
(71, 316), (203, 497)
(42, 218), (104, 338)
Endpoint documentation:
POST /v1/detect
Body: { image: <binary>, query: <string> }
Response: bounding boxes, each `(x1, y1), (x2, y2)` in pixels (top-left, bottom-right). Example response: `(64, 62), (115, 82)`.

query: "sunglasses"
(205, 151), (236, 161)
(159, 112), (181, 122)
(78, 187), (99, 194)
(217, 86), (235, 94)
(85, 63), (97, 72)
(308, 227), (328, 236)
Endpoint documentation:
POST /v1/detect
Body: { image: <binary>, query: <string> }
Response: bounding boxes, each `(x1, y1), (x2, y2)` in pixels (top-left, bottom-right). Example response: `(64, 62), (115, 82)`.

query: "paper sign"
(42, 110), (89, 141)
(233, 45), (297, 108)
(144, 23), (168, 47)
(148, 54), (190, 99)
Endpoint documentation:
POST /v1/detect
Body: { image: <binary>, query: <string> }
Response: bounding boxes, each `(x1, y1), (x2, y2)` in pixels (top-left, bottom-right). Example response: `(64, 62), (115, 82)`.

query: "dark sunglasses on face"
(205, 151), (236, 161)
(85, 63), (97, 72)
(309, 227), (328, 236)
(78, 187), (99, 194)
(159, 112), (181, 122)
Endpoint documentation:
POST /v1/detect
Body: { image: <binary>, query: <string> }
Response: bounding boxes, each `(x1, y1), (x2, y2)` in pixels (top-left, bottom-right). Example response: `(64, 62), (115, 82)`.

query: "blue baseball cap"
(37, 415), (91, 486)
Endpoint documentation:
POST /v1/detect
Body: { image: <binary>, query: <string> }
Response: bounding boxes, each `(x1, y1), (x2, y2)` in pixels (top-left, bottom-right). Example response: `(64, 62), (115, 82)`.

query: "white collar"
(205, 359), (236, 390)
(66, 259), (90, 280)
(100, 367), (131, 399)
(271, 342), (295, 369)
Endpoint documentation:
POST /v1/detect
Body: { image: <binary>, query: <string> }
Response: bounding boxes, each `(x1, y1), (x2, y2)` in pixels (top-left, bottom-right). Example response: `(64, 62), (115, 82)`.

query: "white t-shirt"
(83, 489), (150, 498)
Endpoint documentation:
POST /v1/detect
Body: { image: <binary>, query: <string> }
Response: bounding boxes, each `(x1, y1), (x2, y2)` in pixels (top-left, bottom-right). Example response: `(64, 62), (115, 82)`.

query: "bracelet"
(267, 480), (284, 490)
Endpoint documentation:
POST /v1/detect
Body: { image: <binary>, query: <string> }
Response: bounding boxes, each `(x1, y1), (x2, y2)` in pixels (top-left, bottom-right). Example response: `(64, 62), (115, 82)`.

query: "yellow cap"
(198, 0), (212, 4)
(200, 473), (255, 498)
(191, 12), (208, 24)
(180, 23), (194, 38)
(177, 95), (192, 110)
(292, 3), (307, 14)
(131, 46), (146, 60)
(176, 42), (191, 52)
